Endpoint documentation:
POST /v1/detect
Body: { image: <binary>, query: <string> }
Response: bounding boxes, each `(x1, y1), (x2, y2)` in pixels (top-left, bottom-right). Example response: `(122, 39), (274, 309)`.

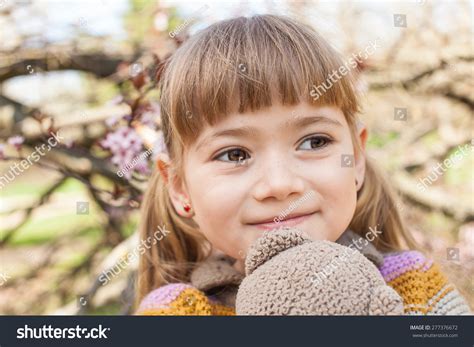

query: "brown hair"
(136, 14), (417, 304)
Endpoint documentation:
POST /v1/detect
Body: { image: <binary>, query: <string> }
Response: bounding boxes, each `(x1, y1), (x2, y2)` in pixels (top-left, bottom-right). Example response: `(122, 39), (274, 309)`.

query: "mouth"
(247, 212), (316, 231)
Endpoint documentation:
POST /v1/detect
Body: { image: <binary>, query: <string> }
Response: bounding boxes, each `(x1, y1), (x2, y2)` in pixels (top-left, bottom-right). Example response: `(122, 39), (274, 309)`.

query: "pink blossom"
(140, 102), (160, 129)
(140, 111), (158, 128)
(7, 135), (24, 150)
(105, 116), (120, 128)
(135, 160), (150, 175)
(100, 126), (147, 179)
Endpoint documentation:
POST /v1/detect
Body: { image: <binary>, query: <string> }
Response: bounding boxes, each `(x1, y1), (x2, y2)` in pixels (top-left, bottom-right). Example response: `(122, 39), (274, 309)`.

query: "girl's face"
(166, 102), (367, 269)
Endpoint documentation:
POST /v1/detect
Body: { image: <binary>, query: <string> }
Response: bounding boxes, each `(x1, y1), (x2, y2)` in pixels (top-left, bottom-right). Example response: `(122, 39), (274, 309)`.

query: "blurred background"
(0, 0), (472, 315)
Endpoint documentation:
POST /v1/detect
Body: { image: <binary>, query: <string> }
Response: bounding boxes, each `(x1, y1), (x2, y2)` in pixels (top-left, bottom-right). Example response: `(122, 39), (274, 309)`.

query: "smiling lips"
(249, 212), (316, 231)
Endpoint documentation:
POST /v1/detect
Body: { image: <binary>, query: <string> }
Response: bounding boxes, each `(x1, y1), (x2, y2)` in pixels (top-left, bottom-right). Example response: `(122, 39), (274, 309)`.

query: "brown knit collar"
(190, 254), (244, 292)
(189, 254), (243, 307)
(336, 229), (385, 267)
(190, 229), (384, 294)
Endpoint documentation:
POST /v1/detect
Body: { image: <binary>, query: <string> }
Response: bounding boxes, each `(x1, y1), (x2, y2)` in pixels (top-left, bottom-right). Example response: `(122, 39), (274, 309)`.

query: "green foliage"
(367, 131), (399, 149)
(124, 0), (159, 45)
(1, 214), (102, 246)
(444, 145), (472, 187)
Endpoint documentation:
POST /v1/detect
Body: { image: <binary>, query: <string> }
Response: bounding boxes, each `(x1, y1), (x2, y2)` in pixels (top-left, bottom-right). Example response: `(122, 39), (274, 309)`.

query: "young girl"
(135, 15), (470, 315)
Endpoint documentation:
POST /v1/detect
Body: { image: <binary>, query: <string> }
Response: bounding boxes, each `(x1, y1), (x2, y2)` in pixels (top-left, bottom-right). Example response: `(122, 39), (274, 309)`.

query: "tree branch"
(392, 171), (474, 223)
(0, 176), (68, 246)
(0, 51), (131, 82)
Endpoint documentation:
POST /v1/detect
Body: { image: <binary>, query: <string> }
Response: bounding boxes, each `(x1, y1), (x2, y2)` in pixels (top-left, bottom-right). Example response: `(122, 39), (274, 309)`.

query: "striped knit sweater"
(136, 232), (471, 316)
(380, 251), (469, 315)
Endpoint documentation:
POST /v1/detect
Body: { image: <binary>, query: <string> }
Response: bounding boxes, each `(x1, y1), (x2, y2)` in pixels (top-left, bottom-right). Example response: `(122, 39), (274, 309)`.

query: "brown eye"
(298, 136), (332, 150)
(310, 137), (326, 148)
(228, 149), (247, 161)
(215, 148), (250, 162)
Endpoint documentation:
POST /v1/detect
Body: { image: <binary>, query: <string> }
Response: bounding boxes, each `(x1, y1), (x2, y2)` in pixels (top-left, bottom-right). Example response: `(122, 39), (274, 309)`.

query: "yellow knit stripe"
(137, 288), (235, 316)
(211, 304), (236, 315)
(388, 262), (449, 314)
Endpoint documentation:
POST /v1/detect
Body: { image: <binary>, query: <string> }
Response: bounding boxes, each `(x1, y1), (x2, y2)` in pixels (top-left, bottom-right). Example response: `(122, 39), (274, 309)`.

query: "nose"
(252, 155), (305, 202)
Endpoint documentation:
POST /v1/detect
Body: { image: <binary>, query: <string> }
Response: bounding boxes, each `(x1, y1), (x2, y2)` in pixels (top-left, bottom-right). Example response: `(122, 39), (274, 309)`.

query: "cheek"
(186, 173), (245, 253)
(188, 174), (242, 220)
(322, 172), (357, 237)
(304, 154), (357, 240)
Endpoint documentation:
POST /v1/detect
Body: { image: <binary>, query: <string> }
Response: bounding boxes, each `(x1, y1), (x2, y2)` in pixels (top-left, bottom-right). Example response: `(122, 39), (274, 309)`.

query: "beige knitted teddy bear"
(236, 227), (404, 315)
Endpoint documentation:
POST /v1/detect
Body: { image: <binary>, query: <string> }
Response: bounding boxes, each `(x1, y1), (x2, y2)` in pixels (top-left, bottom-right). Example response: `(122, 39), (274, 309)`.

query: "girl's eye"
(215, 148), (250, 163)
(297, 136), (332, 150)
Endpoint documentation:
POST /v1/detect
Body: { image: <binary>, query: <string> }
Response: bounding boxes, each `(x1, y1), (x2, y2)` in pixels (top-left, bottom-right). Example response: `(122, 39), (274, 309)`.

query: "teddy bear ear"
(244, 227), (310, 275)
(368, 286), (404, 315)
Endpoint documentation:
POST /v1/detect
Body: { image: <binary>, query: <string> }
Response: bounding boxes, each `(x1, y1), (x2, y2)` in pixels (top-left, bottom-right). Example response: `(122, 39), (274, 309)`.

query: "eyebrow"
(194, 115), (342, 152)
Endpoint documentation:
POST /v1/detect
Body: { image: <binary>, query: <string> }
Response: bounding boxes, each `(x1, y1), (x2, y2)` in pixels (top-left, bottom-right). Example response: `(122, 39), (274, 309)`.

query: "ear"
(156, 153), (194, 218)
(368, 285), (404, 315)
(354, 121), (368, 191)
